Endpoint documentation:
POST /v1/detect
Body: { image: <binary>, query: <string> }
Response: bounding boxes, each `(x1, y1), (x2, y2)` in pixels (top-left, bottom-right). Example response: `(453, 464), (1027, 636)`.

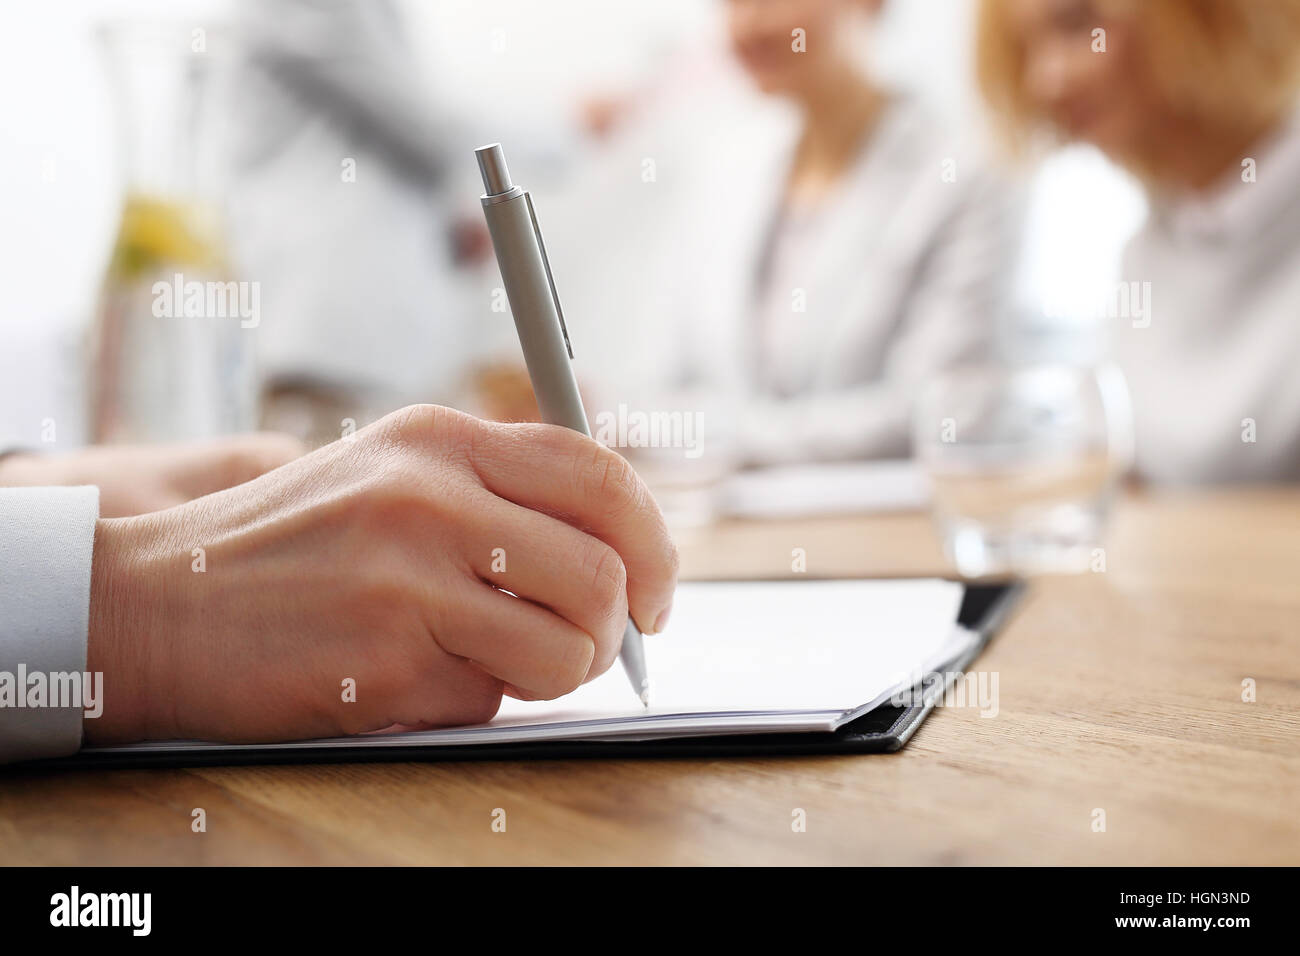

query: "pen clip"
(525, 191), (573, 360)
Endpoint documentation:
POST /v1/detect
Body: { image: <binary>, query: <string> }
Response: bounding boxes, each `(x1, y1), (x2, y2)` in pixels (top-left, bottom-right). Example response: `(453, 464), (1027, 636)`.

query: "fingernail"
(652, 602), (672, 635)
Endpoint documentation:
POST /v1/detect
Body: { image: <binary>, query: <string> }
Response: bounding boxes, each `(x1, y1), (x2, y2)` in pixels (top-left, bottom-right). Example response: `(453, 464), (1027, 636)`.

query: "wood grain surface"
(2, 488), (1296, 865)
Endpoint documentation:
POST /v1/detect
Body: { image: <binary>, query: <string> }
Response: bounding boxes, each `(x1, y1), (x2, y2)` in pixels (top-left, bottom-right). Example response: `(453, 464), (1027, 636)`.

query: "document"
(91, 578), (967, 755)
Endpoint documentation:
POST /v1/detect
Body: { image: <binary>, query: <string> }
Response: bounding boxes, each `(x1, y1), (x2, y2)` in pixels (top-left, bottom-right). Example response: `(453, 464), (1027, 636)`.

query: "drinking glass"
(913, 363), (1133, 577)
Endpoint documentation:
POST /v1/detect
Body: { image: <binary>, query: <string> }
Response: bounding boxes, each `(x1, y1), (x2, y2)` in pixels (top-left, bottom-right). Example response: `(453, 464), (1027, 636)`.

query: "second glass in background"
(914, 362), (1133, 578)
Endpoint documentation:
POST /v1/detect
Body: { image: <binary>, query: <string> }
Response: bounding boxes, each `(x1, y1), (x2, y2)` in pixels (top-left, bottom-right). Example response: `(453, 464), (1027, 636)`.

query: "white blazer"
(1113, 105), (1300, 483)
(225, 0), (470, 408)
(660, 95), (1023, 467)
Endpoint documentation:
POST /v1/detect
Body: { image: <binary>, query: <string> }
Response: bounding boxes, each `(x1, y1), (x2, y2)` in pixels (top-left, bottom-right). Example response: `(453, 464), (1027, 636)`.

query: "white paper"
(489, 578), (962, 722)
(92, 578), (966, 754)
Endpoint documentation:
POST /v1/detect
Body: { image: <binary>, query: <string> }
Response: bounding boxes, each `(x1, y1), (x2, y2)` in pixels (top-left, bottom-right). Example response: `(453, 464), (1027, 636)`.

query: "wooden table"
(2, 488), (1297, 865)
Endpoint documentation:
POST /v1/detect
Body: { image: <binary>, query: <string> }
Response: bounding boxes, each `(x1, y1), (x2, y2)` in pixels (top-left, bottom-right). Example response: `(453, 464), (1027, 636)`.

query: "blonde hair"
(976, 0), (1300, 163)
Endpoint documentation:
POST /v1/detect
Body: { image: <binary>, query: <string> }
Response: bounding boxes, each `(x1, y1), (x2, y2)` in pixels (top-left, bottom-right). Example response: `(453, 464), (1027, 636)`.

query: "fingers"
(210, 432), (306, 486)
(464, 492), (629, 681)
(360, 404), (679, 705)
(170, 433), (307, 499)
(465, 422), (679, 635)
(432, 577), (601, 700)
(232, 432), (308, 474)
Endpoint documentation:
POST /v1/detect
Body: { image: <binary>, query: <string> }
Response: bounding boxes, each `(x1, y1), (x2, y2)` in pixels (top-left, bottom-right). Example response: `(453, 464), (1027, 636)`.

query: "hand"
(86, 404), (678, 745)
(0, 433), (305, 517)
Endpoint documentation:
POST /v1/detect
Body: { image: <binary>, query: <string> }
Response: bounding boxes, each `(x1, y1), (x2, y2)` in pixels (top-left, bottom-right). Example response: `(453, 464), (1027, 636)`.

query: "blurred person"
(977, 0), (1300, 483)
(647, 0), (1023, 468)
(225, 0), (483, 444)
(0, 406), (678, 763)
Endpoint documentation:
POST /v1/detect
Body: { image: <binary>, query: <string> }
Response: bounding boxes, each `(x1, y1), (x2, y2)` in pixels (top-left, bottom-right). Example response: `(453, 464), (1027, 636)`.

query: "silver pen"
(475, 142), (651, 708)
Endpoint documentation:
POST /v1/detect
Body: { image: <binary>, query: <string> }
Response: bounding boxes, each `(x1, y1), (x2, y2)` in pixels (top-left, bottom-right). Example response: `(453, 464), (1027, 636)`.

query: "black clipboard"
(42, 580), (1024, 770)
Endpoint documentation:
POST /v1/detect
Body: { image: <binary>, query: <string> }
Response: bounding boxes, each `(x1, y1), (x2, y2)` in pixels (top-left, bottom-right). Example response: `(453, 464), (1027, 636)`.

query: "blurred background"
(26, 0), (1299, 578)
(0, 0), (1143, 444)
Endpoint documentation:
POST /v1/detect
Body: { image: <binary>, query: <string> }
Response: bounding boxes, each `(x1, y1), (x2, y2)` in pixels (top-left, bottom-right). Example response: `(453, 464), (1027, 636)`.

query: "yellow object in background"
(104, 193), (223, 281)
(88, 191), (254, 444)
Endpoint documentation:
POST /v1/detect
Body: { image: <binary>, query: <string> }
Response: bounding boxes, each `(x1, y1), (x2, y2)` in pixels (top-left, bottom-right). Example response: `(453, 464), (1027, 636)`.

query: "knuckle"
(539, 635), (595, 700)
(582, 540), (629, 671)
(586, 538), (628, 603)
(517, 422), (581, 469)
(380, 404), (482, 459)
(379, 403), (438, 443)
(361, 416), (486, 510)
(583, 444), (640, 516)
(583, 539), (629, 634)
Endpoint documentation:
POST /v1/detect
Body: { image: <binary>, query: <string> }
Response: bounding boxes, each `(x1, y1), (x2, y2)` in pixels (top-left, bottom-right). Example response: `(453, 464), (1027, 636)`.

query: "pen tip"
(639, 684), (652, 708)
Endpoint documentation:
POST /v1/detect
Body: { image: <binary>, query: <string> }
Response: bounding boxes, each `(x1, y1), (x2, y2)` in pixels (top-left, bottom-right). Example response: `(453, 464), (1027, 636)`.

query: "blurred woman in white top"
(652, 0), (1023, 467)
(977, 0), (1300, 483)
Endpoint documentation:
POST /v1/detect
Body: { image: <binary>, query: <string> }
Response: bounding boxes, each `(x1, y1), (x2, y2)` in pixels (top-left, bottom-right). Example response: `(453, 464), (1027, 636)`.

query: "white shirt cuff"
(0, 486), (99, 763)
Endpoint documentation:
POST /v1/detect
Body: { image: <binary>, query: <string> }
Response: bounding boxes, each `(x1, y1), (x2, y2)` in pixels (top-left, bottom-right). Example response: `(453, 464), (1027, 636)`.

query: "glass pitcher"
(87, 20), (256, 444)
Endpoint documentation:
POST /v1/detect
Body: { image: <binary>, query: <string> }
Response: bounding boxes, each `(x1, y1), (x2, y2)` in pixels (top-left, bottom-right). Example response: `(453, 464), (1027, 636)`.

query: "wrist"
(86, 515), (173, 743)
